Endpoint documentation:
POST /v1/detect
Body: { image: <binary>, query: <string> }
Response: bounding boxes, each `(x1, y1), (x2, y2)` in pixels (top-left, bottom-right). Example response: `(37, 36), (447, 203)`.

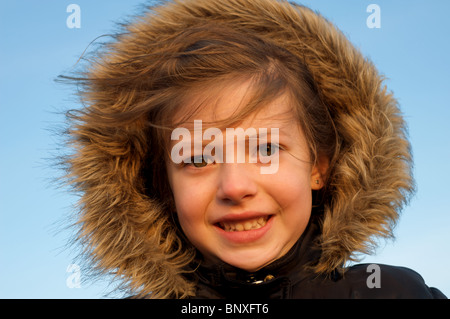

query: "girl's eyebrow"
(170, 128), (284, 147)
(173, 124), (288, 136)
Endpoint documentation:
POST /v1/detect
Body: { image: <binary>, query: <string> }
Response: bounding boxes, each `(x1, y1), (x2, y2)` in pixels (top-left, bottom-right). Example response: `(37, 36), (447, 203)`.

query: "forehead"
(172, 78), (297, 130)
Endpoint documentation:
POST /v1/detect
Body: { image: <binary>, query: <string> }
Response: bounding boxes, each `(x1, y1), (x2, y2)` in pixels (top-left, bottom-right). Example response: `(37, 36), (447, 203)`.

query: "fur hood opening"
(61, 0), (415, 298)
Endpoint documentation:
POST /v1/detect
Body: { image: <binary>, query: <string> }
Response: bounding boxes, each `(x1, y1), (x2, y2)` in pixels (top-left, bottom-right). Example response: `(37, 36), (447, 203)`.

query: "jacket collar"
(190, 216), (323, 298)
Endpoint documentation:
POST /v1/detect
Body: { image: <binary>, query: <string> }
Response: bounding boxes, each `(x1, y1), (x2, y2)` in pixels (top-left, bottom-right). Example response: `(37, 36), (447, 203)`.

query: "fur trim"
(62, 0), (415, 297)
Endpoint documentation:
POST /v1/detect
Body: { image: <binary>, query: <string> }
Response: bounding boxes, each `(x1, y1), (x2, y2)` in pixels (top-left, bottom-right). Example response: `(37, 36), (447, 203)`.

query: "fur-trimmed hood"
(63, 0), (414, 298)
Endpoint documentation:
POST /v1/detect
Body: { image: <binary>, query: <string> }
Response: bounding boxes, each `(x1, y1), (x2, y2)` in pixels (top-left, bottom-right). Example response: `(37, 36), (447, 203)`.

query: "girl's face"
(166, 80), (326, 272)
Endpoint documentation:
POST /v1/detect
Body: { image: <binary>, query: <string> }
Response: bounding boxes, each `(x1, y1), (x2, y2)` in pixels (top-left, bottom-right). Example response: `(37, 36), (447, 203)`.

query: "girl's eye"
(259, 143), (280, 157)
(189, 155), (215, 168)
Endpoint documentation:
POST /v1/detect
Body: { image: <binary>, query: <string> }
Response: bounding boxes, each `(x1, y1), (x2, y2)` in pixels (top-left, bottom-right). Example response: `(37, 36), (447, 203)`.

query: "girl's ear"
(310, 155), (329, 190)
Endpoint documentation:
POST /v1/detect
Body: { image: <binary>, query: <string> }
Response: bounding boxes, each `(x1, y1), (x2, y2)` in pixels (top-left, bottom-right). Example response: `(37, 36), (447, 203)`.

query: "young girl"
(62, 0), (446, 298)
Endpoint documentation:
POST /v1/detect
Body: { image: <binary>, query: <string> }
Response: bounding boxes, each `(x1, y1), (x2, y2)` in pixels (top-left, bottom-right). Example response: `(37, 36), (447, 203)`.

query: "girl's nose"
(216, 163), (257, 204)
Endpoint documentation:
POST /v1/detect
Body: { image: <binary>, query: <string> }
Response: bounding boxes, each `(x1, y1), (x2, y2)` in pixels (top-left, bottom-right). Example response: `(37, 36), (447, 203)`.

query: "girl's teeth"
(221, 216), (269, 232)
(244, 221), (253, 231)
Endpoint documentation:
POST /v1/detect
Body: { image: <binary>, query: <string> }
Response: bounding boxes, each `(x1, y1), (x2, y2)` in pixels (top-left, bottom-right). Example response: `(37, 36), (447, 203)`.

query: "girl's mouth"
(213, 214), (274, 244)
(217, 215), (271, 232)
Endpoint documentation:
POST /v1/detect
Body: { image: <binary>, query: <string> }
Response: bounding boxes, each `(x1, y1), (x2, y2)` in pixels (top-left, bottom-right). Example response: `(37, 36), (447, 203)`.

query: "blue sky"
(1, 0), (449, 298)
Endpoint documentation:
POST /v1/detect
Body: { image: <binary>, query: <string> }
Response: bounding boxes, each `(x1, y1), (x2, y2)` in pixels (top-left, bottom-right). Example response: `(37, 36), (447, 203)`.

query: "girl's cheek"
(175, 180), (210, 219)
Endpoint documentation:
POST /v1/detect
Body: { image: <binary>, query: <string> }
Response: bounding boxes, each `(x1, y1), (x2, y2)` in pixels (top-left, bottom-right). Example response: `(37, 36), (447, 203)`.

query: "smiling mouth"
(217, 215), (271, 232)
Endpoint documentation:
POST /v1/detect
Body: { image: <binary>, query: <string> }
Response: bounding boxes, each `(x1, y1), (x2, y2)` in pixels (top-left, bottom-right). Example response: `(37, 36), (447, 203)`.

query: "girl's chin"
(212, 239), (300, 271)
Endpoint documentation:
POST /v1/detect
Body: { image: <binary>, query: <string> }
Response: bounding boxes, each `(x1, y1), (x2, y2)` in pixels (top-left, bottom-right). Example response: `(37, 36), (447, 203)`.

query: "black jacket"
(189, 219), (447, 299)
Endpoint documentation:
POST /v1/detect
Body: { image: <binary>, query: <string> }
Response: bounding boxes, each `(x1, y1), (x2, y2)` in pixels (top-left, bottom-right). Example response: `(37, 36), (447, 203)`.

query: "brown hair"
(142, 23), (338, 205)
(61, 0), (414, 298)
